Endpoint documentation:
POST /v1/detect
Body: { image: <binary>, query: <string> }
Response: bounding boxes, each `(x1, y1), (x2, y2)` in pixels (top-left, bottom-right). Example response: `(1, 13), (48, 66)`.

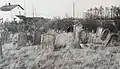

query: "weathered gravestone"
(92, 27), (104, 43)
(78, 30), (89, 44)
(73, 24), (83, 42)
(0, 30), (10, 44)
(41, 34), (55, 50)
(101, 29), (110, 41)
(101, 29), (111, 46)
(18, 32), (27, 46)
(96, 27), (103, 37)
(1, 31), (5, 44)
(34, 31), (41, 45)
(26, 32), (33, 46)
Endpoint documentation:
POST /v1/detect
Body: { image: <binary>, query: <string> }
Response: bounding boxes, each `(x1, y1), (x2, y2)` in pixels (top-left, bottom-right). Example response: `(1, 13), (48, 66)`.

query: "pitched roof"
(0, 4), (24, 11)
(16, 15), (44, 22)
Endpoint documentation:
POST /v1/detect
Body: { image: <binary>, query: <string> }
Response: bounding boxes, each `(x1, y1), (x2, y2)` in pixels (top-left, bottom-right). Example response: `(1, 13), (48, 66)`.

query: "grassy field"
(0, 32), (120, 69)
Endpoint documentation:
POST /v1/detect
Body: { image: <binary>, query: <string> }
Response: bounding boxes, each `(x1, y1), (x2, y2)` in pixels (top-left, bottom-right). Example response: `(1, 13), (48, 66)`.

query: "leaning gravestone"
(101, 29), (110, 41)
(100, 29), (111, 46)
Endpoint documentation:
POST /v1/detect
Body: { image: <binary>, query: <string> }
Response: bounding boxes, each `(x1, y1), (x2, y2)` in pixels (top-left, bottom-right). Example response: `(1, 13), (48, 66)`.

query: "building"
(0, 3), (24, 22)
(16, 15), (45, 22)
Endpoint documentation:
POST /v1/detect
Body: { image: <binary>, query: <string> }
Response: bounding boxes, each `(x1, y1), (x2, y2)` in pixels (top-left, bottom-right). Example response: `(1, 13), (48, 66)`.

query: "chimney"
(8, 3), (11, 6)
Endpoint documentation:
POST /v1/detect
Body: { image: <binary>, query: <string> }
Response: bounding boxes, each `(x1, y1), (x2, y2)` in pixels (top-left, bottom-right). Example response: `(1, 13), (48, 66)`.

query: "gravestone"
(18, 32), (27, 46)
(26, 32), (33, 45)
(74, 24), (83, 42)
(78, 30), (88, 44)
(34, 31), (41, 45)
(96, 27), (103, 37)
(101, 29), (110, 41)
(41, 34), (55, 49)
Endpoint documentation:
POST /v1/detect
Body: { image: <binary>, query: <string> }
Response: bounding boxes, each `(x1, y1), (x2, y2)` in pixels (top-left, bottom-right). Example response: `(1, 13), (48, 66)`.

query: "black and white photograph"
(0, 0), (120, 69)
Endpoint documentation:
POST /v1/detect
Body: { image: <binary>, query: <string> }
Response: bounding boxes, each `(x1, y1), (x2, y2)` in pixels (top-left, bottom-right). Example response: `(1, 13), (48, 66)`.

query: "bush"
(46, 18), (75, 31)
(7, 23), (18, 34)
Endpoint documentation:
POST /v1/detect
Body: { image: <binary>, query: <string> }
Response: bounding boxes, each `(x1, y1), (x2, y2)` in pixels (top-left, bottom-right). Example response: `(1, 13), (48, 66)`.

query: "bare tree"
(99, 6), (104, 19)
(94, 7), (98, 19)
(116, 7), (120, 16)
(105, 7), (110, 19)
(84, 5), (120, 19)
(110, 6), (114, 19)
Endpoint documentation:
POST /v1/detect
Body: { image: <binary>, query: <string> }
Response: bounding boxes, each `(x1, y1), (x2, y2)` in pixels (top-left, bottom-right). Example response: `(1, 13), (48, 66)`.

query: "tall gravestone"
(34, 31), (41, 45)
(79, 30), (88, 44)
(18, 32), (27, 46)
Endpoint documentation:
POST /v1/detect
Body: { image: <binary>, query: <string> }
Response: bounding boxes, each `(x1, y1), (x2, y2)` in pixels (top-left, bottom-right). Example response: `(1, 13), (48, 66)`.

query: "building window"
(19, 11), (21, 15)
(17, 7), (19, 9)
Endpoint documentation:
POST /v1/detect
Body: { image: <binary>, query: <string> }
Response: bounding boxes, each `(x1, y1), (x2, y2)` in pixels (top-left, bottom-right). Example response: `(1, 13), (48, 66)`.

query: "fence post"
(0, 41), (3, 59)
(73, 25), (76, 39)
(42, 35), (44, 49)
(53, 34), (56, 50)
(53, 34), (56, 46)
(48, 34), (49, 48)
(0, 32), (3, 59)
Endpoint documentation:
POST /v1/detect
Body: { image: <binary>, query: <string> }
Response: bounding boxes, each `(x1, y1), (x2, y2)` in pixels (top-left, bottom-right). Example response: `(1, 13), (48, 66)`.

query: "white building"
(0, 3), (24, 22)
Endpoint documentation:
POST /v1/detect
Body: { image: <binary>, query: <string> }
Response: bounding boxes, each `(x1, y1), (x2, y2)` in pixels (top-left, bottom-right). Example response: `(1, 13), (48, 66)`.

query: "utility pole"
(33, 4), (35, 18)
(32, 4), (36, 45)
(24, 0), (26, 16)
(73, 1), (75, 18)
(65, 13), (68, 18)
(24, 0), (26, 31)
(32, 4), (35, 27)
(32, 4), (35, 23)
(34, 7), (36, 17)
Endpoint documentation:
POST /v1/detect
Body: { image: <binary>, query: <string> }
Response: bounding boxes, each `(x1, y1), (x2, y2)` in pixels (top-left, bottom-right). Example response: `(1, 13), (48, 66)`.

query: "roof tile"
(0, 4), (24, 11)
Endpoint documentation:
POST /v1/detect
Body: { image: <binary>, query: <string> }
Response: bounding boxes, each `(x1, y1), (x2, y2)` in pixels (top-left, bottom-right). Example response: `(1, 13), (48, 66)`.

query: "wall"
(11, 6), (24, 22)
(0, 11), (11, 22)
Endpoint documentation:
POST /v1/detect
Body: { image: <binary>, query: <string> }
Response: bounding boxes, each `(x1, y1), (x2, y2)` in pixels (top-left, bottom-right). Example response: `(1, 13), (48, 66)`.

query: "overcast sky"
(0, 0), (120, 18)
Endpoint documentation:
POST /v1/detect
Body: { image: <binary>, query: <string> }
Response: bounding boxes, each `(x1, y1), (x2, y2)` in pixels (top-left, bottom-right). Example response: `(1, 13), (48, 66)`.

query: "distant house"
(16, 15), (52, 24)
(0, 3), (24, 22)
(16, 15), (45, 22)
